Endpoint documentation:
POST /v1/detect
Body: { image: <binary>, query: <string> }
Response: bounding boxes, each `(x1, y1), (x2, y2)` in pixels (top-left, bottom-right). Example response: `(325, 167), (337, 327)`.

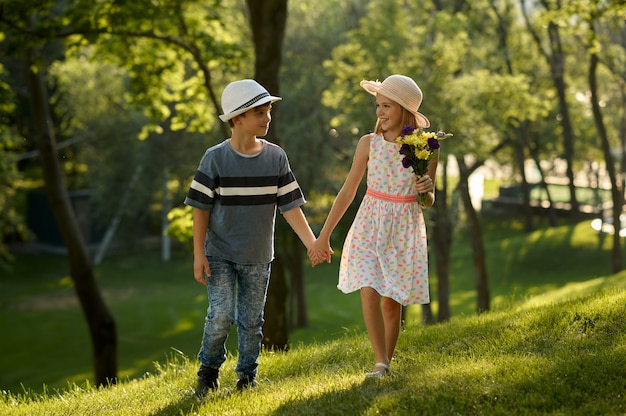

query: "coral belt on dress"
(366, 189), (417, 203)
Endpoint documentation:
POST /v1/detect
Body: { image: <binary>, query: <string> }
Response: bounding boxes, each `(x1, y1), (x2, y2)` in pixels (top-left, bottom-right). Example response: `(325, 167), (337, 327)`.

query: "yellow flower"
(415, 149), (431, 160)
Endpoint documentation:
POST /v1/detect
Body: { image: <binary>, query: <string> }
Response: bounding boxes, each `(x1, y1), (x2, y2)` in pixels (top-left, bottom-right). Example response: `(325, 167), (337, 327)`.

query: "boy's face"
(233, 103), (273, 137)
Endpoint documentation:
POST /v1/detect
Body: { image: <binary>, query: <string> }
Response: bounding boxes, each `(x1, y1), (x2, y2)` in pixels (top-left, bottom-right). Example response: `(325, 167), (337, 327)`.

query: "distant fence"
(482, 183), (613, 219)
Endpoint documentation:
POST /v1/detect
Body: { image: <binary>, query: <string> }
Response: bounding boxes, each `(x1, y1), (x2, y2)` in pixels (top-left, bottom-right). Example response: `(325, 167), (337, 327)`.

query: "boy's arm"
(192, 208), (211, 285)
(282, 206), (317, 251)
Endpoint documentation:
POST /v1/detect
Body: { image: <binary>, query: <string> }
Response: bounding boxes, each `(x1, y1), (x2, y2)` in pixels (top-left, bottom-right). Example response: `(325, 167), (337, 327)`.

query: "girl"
(309, 74), (437, 378)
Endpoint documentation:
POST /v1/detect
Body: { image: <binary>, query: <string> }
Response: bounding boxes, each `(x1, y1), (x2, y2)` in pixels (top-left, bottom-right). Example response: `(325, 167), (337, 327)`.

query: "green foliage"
(0, 63), (27, 266)
(166, 205), (194, 245)
(87, 0), (250, 136)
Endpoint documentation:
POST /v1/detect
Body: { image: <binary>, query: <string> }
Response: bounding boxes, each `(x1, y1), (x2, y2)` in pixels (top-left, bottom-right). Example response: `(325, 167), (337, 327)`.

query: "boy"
(184, 79), (319, 396)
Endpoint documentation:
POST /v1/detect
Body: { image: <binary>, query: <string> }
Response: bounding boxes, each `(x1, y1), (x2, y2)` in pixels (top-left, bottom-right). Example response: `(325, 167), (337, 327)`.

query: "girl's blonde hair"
(374, 107), (419, 134)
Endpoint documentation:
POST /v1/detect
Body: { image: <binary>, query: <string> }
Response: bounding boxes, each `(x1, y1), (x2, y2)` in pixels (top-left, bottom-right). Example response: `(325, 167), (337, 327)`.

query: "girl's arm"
(308, 134), (371, 263)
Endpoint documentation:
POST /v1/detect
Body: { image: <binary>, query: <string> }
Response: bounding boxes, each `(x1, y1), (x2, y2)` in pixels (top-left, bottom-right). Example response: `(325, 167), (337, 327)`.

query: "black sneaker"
(196, 366), (220, 397)
(236, 375), (257, 390)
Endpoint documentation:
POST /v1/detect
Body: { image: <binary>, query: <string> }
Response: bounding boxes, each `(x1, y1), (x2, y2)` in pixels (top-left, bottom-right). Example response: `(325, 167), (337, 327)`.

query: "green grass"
(1, 287), (625, 415)
(1, 217), (625, 414)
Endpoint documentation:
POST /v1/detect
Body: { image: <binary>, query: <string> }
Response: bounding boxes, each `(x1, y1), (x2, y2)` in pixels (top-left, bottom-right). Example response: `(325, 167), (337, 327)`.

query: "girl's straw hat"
(360, 75), (430, 127)
(219, 79), (282, 122)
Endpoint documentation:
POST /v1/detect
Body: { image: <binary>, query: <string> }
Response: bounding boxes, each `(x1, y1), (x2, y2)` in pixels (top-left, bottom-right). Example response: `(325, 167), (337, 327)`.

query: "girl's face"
(375, 94), (403, 134)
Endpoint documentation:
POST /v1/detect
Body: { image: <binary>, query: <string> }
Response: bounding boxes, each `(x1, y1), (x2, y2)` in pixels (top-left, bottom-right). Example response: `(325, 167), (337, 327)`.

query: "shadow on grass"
(148, 391), (201, 416)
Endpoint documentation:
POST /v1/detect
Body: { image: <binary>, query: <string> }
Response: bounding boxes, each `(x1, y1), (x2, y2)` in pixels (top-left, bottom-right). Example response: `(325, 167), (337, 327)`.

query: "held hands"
(307, 238), (333, 267)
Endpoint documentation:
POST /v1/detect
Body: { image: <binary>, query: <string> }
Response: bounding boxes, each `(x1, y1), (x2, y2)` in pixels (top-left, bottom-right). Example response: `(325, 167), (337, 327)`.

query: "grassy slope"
(1, 285), (625, 415)
(1, 218), (625, 414)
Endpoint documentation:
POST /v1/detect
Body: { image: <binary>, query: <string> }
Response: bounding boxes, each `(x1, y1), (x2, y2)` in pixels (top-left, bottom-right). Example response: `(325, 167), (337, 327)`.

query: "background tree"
(0, 61), (25, 268)
(279, 0), (372, 329)
(0, 0), (121, 385)
(580, 1), (626, 273)
(245, 0), (291, 350)
(0, 0), (247, 386)
(522, 0), (581, 218)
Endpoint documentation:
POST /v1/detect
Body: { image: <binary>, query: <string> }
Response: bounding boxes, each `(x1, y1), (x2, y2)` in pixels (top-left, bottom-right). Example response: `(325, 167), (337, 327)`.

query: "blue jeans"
(197, 256), (271, 378)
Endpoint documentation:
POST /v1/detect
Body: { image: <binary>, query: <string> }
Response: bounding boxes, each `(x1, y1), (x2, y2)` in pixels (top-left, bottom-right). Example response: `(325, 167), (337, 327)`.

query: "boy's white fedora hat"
(360, 74), (430, 128)
(219, 79), (282, 122)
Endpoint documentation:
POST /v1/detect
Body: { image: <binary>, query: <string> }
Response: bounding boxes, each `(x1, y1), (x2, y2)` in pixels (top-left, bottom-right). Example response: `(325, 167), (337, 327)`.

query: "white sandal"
(365, 362), (390, 378)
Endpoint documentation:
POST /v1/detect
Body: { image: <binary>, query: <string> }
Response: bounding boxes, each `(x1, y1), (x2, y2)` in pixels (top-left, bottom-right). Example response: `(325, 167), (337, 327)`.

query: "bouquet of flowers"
(396, 125), (453, 205)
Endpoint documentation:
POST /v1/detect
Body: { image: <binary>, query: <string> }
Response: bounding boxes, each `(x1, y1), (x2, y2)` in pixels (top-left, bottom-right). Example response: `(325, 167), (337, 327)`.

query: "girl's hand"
(416, 174), (434, 194)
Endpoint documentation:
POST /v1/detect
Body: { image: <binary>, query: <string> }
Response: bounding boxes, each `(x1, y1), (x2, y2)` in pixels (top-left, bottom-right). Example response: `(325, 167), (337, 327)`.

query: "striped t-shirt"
(184, 139), (305, 264)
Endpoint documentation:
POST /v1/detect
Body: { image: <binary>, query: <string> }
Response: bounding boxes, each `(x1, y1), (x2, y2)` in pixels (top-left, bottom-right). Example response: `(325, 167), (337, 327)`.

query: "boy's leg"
(234, 262), (271, 385)
(196, 257), (236, 394)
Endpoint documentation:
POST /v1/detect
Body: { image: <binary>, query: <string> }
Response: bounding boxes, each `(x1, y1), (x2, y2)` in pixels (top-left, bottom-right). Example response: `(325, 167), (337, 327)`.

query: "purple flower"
(399, 144), (411, 155)
(436, 131), (447, 137)
(402, 157), (413, 169)
(401, 125), (416, 137)
(428, 137), (440, 150)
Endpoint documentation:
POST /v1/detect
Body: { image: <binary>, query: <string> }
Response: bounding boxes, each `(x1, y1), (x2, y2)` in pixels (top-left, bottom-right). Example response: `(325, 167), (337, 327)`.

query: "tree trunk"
(457, 155), (490, 313)
(589, 49), (622, 273)
(246, 0), (291, 350)
(514, 129), (535, 232)
(548, 23), (580, 219)
(290, 232), (309, 328)
(528, 138), (558, 227)
(26, 52), (117, 387)
(431, 160), (452, 322)
(263, 254), (289, 349)
(421, 304), (434, 325)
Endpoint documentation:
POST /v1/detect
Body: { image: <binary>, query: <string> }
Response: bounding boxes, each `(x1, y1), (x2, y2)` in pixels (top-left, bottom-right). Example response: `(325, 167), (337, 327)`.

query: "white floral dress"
(337, 134), (430, 305)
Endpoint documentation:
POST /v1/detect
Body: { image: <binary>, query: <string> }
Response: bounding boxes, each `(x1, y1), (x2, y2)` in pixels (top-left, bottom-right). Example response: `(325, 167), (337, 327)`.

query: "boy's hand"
(193, 255), (211, 285)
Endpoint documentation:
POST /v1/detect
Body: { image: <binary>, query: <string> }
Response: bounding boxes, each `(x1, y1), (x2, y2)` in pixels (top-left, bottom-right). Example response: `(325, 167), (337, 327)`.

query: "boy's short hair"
(219, 79), (281, 122)
(227, 102), (273, 127)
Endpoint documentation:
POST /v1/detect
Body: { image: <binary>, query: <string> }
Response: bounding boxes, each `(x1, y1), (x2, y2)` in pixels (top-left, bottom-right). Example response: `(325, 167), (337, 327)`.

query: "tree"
(522, 0), (581, 219)
(0, 0), (247, 386)
(280, 0), (372, 329)
(0, 0), (120, 385)
(0, 61), (25, 268)
(245, 0), (291, 349)
(583, 2), (626, 273)
(26, 48), (118, 386)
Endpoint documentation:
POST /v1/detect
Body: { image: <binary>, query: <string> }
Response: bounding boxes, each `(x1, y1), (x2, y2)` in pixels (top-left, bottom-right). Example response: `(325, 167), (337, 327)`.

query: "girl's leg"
(381, 296), (402, 362)
(360, 287), (388, 366)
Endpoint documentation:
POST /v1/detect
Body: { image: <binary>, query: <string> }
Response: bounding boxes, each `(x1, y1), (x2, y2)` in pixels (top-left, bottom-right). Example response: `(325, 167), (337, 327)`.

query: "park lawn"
(0, 217), (621, 397)
(1, 285), (625, 415)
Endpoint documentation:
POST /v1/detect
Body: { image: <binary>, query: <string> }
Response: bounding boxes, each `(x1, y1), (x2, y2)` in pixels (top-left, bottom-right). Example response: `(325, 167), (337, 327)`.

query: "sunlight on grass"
(2, 289), (625, 415)
(3, 217), (625, 414)
(160, 316), (196, 337)
(522, 273), (626, 308)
